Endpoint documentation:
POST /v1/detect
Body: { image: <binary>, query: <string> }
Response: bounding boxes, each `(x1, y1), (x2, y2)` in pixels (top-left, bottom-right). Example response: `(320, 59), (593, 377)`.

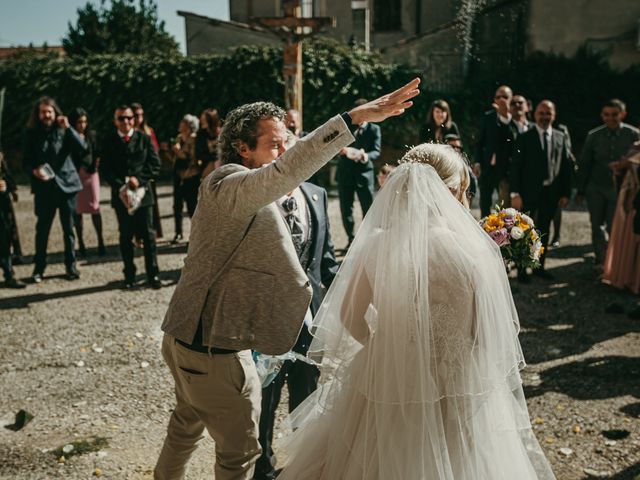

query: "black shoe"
(123, 278), (136, 289)
(4, 278), (26, 289)
(31, 272), (43, 284)
(77, 244), (87, 257)
(66, 269), (80, 281)
(532, 269), (554, 280)
(628, 306), (640, 320)
(171, 233), (183, 244)
(605, 303), (625, 314)
(148, 275), (162, 289)
(550, 239), (560, 248)
(97, 243), (106, 256)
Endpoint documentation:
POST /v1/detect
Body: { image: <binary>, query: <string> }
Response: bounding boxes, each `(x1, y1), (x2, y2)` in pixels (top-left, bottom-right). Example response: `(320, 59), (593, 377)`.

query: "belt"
(175, 338), (238, 355)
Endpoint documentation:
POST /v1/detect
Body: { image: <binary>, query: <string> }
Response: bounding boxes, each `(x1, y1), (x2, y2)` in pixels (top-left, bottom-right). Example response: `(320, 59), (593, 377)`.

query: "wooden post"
(251, 1), (335, 130)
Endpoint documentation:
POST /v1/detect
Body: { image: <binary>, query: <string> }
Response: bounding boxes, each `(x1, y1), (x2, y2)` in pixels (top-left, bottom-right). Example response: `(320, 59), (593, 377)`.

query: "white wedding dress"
(277, 162), (556, 480)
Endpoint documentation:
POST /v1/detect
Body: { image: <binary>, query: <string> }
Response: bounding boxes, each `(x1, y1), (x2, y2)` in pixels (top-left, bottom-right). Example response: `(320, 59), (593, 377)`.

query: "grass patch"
(52, 436), (109, 459)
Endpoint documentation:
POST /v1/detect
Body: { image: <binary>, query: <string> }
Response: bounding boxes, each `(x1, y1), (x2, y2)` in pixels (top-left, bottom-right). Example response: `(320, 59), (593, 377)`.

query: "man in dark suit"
(510, 100), (572, 279)
(336, 98), (381, 248)
(24, 96), (87, 282)
(0, 152), (26, 288)
(253, 170), (339, 480)
(474, 85), (519, 217)
(101, 105), (161, 289)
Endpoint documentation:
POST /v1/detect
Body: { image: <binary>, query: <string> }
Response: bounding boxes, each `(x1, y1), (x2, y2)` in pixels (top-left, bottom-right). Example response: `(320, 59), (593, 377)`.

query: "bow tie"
(123, 135), (131, 143)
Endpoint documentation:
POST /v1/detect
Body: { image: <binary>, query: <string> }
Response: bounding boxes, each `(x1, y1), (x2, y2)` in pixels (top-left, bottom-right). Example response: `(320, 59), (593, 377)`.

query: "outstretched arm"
(218, 78), (422, 219)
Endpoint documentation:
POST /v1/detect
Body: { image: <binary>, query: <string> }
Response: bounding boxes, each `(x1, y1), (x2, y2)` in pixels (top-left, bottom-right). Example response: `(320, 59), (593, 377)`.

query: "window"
(373, 0), (401, 32)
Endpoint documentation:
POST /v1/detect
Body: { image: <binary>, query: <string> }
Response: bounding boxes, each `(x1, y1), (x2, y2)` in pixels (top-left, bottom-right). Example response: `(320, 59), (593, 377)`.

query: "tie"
(123, 135), (131, 143)
(542, 131), (550, 179)
(282, 196), (304, 257)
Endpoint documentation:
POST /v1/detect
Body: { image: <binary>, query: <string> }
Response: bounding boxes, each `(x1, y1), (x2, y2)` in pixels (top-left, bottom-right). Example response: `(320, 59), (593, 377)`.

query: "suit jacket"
(337, 122), (381, 176)
(299, 182), (339, 314)
(0, 156), (17, 215)
(510, 127), (572, 210)
(161, 115), (354, 355)
(100, 130), (161, 208)
(475, 110), (518, 179)
(24, 126), (87, 195)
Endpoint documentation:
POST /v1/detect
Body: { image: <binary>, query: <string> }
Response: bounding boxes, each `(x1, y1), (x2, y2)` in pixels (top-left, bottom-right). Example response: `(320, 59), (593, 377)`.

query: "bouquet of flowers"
(480, 206), (544, 271)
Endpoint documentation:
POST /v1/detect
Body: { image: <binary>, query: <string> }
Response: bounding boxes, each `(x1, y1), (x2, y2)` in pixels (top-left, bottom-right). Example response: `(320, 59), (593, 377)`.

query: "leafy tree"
(63, 0), (180, 56)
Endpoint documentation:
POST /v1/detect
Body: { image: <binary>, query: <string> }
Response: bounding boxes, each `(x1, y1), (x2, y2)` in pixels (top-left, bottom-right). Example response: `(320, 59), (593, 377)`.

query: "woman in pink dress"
(70, 108), (105, 256)
(603, 141), (640, 293)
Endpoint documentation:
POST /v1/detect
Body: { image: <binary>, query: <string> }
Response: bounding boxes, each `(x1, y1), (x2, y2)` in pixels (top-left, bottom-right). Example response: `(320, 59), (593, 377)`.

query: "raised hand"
(348, 78), (421, 125)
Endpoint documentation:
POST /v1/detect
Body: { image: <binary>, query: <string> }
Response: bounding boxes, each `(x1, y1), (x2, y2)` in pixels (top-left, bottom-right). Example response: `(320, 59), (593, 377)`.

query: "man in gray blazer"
(577, 99), (640, 271)
(154, 78), (420, 480)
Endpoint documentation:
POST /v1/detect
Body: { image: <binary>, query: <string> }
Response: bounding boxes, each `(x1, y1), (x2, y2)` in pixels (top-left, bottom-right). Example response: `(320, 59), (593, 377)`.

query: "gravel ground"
(0, 183), (638, 480)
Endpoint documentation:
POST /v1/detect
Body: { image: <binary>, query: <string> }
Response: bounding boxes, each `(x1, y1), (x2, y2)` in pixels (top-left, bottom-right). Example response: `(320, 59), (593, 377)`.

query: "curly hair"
(218, 102), (285, 165)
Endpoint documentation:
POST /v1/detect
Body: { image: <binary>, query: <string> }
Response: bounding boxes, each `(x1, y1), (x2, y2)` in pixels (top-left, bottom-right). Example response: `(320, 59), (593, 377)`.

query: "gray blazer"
(162, 115), (355, 355)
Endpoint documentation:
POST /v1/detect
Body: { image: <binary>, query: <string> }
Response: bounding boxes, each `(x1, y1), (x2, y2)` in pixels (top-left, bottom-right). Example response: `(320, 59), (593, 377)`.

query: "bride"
(277, 144), (556, 479)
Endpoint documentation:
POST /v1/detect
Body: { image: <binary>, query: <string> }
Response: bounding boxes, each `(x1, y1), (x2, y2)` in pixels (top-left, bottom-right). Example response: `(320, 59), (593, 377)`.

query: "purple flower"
(489, 228), (510, 247)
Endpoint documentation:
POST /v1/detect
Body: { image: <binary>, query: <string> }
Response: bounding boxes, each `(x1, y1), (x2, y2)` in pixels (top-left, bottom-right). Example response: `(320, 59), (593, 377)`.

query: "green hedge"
(2, 40), (638, 174)
(0, 39), (423, 173)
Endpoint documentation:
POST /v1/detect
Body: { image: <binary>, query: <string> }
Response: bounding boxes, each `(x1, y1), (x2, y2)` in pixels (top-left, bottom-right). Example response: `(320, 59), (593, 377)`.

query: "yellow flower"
(540, 246), (545, 256)
(484, 214), (505, 232)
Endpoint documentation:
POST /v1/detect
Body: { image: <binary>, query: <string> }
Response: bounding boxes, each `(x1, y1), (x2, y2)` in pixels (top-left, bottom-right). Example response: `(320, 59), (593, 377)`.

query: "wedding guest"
(377, 164), (396, 189)
(24, 96), (87, 283)
(8, 191), (24, 265)
(69, 108), (105, 257)
(550, 122), (576, 248)
(603, 141), (640, 293)
(0, 152), (26, 288)
(132, 102), (163, 239)
(510, 94), (532, 134)
(420, 99), (460, 144)
(196, 108), (222, 178)
(446, 133), (477, 206)
(337, 98), (381, 249)
(285, 109), (306, 138)
(154, 79), (420, 480)
(474, 85), (519, 216)
(171, 114), (200, 244)
(510, 100), (573, 279)
(253, 132), (339, 480)
(577, 99), (640, 272)
(101, 105), (161, 289)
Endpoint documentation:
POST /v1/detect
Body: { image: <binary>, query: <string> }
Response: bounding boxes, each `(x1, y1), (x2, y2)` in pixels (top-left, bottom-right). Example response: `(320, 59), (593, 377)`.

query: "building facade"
(180, 0), (640, 90)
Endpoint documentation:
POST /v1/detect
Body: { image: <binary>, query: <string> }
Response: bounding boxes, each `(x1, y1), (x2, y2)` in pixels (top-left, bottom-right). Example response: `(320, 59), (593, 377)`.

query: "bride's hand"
(348, 78), (421, 125)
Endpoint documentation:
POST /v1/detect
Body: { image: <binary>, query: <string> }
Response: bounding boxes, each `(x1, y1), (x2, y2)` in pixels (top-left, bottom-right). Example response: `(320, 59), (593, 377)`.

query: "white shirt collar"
(535, 124), (552, 137)
(117, 128), (135, 138)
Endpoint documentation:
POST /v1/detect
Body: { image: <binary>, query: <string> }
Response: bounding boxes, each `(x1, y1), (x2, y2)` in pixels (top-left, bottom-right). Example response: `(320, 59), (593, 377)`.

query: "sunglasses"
(117, 115), (134, 122)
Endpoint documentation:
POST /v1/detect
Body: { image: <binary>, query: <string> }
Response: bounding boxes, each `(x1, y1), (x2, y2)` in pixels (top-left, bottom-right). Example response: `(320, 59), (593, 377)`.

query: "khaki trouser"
(155, 334), (262, 480)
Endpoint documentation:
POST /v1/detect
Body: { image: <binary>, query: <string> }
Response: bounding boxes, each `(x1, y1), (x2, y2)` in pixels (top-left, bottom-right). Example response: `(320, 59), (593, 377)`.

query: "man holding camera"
(24, 96), (87, 283)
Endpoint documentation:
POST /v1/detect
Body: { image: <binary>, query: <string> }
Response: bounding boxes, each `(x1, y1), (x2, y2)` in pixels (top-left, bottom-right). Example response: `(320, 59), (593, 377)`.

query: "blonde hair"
(400, 143), (469, 202)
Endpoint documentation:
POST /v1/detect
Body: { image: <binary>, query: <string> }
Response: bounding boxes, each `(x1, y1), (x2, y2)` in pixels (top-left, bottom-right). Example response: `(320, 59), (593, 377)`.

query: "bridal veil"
(278, 145), (556, 480)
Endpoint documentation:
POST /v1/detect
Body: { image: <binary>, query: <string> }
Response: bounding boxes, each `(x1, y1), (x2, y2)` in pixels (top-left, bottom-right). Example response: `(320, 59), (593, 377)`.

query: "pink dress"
(76, 166), (101, 215)
(603, 164), (640, 293)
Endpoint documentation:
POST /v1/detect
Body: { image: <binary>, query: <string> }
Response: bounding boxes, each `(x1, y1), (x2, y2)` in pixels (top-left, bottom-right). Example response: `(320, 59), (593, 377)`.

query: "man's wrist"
(341, 112), (359, 134)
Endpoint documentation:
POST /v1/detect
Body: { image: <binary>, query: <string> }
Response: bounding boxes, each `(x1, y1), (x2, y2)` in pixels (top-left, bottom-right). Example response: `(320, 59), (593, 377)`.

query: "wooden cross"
(251, 0), (335, 127)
